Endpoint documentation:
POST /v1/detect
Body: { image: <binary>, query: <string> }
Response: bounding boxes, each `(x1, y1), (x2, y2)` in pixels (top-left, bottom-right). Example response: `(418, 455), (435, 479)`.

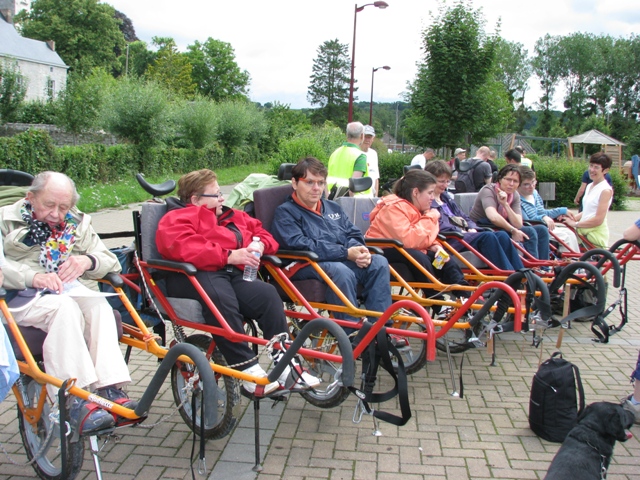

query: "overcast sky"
(105, 0), (640, 110)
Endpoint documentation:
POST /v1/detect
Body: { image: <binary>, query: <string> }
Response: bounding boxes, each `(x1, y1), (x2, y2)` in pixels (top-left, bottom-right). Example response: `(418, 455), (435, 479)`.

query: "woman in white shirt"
(563, 152), (613, 248)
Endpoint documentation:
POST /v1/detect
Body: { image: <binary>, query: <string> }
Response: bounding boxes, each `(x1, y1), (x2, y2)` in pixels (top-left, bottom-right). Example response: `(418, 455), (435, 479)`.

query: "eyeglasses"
(521, 180), (537, 188)
(436, 179), (450, 185)
(199, 193), (223, 199)
(301, 179), (326, 188)
(501, 178), (519, 184)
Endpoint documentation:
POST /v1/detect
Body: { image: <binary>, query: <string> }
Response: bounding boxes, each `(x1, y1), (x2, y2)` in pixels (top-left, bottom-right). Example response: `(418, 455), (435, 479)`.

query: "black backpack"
(455, 160), (482, 192)
(529, 352), (585, 442)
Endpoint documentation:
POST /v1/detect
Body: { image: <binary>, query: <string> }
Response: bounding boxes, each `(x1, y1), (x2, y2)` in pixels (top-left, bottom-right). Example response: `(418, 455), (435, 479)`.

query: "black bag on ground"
(529, 352), (585, 443)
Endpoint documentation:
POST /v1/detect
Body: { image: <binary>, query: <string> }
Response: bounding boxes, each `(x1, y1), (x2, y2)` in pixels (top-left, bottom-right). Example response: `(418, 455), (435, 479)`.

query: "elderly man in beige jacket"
(0, 171), (133, 437)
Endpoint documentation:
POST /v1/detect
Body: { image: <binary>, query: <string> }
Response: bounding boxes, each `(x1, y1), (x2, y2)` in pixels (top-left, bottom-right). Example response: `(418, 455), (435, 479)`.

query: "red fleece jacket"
(156, 204), (279, 271)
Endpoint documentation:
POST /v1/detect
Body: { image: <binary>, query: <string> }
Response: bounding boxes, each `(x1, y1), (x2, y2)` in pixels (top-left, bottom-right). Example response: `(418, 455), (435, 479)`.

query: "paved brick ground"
(1, 197), (640, 479)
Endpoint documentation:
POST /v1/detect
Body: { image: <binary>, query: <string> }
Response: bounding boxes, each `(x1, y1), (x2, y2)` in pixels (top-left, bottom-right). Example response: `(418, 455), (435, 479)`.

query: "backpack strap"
(571, 363), (585, 415)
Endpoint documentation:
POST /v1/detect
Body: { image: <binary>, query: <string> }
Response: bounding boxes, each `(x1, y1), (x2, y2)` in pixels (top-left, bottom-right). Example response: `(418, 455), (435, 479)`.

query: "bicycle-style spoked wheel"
(170, 334), (239, 439)
(288, 315), (351, 409)
(17, 376), (84, 480)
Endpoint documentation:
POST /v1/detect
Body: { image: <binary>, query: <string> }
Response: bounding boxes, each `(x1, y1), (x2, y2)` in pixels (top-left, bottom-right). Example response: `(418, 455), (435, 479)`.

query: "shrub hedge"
(0, 129), (258, 186)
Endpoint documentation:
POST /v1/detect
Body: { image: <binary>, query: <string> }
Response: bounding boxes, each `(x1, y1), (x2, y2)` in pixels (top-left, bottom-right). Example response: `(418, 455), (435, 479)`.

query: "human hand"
(496, 187), (508, 206)
(511, 229), (529, 243)
(348, 245), (371, 268)
(228, 248), (261, 267)
(564, 211), (576, 221)
(57, 255), (92, 284)
(543, 216), (555, 231)
(32, 272), (63, 293)
(573, 198), (580, 206)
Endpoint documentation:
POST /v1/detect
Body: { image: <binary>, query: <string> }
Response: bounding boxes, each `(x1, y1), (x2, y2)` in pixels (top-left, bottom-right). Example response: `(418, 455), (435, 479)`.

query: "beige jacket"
(0, 199), (120, 290)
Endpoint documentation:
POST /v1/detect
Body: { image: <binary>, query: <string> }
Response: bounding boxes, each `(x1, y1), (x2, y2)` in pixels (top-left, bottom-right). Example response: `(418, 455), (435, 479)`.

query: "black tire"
(171, 334), (239, 439)
(389, 319), (428, 375)
(288, 317), (351, 409)
(17, 376), (85, 480)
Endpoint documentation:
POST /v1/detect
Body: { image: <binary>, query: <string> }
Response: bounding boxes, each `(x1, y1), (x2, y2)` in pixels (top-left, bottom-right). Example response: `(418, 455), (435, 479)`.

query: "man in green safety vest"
(327, 122), (370, 197)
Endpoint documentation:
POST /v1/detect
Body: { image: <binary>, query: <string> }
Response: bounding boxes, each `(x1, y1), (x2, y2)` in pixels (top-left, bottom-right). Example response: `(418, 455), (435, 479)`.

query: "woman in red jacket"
(366, 169), (470, 306)
(157, 169), (319, 395)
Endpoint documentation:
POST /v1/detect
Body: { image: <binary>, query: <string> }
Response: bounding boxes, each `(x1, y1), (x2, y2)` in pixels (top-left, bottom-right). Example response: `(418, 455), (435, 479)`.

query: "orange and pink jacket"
(366, 194), (441, 252)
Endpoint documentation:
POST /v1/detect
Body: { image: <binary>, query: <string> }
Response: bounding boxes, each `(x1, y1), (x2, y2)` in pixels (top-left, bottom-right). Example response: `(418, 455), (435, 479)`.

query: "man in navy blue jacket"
(270, 157), (392, 323)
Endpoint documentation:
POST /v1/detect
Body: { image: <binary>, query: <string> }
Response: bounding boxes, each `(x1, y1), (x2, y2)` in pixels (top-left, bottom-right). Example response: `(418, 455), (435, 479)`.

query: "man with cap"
(410, 148), (435, 169)
(327, 122), (370, 196)
(361, 125), (379, 197)
(451, 147), (467, 173)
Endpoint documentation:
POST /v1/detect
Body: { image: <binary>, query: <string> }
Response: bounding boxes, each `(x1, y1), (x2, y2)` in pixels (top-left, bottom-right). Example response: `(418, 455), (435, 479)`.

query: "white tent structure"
(568, 129), (626, 168)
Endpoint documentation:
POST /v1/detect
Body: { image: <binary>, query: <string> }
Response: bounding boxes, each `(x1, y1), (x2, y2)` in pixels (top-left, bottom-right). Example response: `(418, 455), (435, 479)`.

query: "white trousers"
(14, 295), (131, 398)
(553, 224), (581, 253)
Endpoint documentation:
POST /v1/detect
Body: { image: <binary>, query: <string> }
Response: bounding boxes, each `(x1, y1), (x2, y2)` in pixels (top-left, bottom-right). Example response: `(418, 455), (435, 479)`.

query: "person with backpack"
(455, 146), (493, 193)
(468, 164), (551, 261)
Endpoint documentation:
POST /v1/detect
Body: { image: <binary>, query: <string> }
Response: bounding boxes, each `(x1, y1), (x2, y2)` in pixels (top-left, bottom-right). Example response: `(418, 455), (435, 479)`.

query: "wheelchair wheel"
(171, 334), (240, 439)
(17, 376), (85, 480)
(288, 317), (351, 409)
(389, 319), (427, 375)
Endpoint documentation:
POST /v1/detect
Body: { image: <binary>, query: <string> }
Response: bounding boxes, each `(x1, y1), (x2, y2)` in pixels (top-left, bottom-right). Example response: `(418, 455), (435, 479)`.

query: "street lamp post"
(369, 65), (390, 125)
(348, 1), (389, 123)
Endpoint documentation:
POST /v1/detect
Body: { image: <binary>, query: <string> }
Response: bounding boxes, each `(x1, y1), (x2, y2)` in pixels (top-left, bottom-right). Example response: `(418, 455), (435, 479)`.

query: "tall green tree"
(146, 37), (195, 99)
(532, 34), (563, 114)
(406, 0), (506, 147)
(186, 38), (250, 101)
(0, 60), (27, 124)
(18, 0), (126, 76)
(307, 39), (351, 125)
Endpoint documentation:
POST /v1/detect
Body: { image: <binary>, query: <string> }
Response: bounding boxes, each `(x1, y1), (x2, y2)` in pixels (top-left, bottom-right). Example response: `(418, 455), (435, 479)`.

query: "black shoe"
(68, 396), (115, 437)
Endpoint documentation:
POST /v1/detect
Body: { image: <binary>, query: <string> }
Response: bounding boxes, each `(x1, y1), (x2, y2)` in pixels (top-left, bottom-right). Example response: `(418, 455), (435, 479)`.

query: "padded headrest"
(349, 176), (373, 193)
(0, 169), (34, 186)
(403, 164), (423, 174)
(278, 163), (295, 181)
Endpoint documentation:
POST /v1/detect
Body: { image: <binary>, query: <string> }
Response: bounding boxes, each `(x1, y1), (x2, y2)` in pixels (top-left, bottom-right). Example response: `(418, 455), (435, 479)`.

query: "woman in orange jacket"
(366, 169), (470, 303)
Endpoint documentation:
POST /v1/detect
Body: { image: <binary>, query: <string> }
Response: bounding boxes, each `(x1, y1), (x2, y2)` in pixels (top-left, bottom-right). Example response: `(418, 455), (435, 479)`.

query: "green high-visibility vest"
(327, 142), (369, 195)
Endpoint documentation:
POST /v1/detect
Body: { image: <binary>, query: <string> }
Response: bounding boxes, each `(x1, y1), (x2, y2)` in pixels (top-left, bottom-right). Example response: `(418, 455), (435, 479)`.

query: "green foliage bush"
(214, 101), (267, 151)
(174, 97), (219, 149)
(101, 77), (172, 149)
(0, 129), (256, 186)
(16, 100), (60, 124)
(0, 129), (60, 173)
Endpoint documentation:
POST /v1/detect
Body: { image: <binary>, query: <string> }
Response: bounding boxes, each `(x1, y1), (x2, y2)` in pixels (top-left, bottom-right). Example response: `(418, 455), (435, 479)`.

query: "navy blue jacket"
(271, 196), (365, 262)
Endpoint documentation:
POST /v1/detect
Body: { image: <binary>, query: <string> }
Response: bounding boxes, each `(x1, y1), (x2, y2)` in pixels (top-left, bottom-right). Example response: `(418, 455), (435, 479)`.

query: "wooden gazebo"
(568, 129), (626, 169)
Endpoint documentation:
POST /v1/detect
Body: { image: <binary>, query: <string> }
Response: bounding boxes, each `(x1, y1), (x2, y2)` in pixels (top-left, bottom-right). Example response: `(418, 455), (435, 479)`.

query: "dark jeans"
(382, 247), (470, 298)
(292, 255), (392, 323)
(465, 230), (524, 270)
(521, 224), (550, 261)
(166, 268), (288, 368)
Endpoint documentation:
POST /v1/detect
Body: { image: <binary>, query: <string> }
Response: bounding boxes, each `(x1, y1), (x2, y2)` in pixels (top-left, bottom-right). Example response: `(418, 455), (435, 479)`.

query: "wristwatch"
(509, 227), (516, 234)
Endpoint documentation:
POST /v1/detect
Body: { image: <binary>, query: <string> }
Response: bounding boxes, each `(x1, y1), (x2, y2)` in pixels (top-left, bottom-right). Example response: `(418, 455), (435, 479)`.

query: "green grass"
(77, 162), (270, 213)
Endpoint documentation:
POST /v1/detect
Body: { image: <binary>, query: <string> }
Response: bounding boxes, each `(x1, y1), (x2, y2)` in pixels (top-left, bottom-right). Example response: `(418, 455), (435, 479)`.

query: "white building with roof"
(0, 9), (68, 101)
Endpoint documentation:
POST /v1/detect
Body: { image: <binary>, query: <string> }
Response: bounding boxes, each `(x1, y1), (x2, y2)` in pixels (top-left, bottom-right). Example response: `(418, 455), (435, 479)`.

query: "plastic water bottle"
(242, 237), (262, 281)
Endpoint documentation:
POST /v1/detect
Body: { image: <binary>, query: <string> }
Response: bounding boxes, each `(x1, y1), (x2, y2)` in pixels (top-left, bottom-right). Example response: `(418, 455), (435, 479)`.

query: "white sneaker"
(241, 364), (280, 396)
(271, 352), (321, 389)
